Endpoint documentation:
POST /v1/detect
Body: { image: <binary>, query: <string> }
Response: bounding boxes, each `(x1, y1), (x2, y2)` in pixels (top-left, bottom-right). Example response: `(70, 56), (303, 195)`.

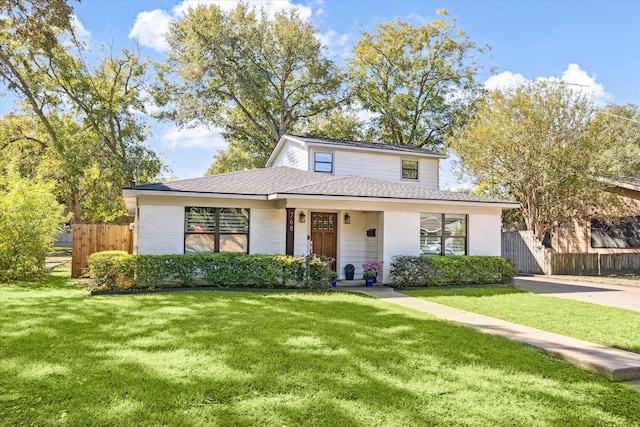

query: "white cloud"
(483, 71), (528, 91)
(484, 64), (612, 106)
(71, 14), (91, 45)
(129, 9), (172, 52)
(130, 1), (313, 53)
(159, 123), (226, 151)
(555, 63), (612, 106)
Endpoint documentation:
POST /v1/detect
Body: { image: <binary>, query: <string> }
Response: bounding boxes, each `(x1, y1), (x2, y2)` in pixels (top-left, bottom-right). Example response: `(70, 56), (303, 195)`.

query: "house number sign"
(286, 208), (295, 255)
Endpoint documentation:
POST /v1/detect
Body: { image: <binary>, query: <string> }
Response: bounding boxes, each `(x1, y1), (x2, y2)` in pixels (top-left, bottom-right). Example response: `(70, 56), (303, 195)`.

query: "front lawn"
(402, 287), (640, 354)
(1, 271), (639, 426)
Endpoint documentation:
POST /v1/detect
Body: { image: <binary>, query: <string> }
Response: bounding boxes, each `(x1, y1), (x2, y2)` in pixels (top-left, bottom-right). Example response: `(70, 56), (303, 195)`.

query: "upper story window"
(314, 152), (333, 173)
(402, 160), (419, 180)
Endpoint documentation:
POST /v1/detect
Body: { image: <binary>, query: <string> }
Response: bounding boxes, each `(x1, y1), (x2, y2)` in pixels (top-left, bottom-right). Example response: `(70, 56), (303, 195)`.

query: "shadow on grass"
(1, 277), (639, 426)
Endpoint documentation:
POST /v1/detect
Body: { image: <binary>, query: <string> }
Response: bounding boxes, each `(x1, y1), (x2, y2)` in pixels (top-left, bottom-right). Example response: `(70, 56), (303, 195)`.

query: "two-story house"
(123, 135), (518, 283)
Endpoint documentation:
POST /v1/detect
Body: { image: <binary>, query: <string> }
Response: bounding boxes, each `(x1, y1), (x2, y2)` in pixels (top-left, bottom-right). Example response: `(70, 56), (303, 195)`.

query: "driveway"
(514, 276), (640, 313)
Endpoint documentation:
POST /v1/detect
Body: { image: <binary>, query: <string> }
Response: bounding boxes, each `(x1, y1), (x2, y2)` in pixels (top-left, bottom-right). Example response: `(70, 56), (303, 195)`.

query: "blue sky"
(26, 1), (640, 185)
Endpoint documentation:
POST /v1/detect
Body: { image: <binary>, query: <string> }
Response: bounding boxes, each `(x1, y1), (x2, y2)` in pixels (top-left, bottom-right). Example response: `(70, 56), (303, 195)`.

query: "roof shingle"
(125, 166), (516, 205)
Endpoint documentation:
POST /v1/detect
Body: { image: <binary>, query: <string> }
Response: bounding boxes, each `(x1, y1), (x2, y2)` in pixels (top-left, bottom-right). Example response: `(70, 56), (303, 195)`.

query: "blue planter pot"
(331, 281), (337, 288)
(366, 279), (373, 287)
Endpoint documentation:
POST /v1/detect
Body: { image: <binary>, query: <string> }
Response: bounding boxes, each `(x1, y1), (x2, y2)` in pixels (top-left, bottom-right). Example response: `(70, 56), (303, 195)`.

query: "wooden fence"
(501, 231), (550, 274)
(71, 224), (133, 278)
(502, 231), (640, 275)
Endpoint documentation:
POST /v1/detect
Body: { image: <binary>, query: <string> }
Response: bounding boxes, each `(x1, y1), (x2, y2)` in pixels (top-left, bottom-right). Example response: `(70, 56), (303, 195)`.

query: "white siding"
(271, 139), (308, 169)
(137, 205), (185, 254)
(249, 209), (286, 254)
(332, 150), (439, 188)
(467, 210), (503, 256)
(380, 211), (421, 283)
(337, 211), (367, 280)
(294, 209), (310, 256)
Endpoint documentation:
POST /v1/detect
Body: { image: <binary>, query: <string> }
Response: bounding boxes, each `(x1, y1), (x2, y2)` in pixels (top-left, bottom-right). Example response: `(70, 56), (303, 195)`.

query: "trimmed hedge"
(89, 252), (333, 291)
(390, 255), (516, 288)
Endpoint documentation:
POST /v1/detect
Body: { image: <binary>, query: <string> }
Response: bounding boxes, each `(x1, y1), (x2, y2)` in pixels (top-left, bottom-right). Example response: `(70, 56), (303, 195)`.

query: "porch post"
(286, 208), (295, 255)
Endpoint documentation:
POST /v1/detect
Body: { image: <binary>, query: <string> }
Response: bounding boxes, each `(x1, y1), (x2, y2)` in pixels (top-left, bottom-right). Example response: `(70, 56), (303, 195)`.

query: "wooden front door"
(311, 212), (337, 269)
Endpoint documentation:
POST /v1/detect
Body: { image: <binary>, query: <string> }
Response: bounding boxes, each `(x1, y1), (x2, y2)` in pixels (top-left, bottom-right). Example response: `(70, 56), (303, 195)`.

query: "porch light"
(299, 211), (306, 223)
(344, 212), (351, 224)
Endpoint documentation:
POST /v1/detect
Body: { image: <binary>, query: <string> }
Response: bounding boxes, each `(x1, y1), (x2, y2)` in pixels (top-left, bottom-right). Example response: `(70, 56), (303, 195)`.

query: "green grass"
(402, 287), (640, 354)
(1, 271), (639, 426)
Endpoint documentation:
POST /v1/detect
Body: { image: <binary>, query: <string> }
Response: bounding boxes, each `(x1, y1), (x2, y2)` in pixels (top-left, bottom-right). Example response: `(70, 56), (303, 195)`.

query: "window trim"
(314, 151), (334, 173)
(420, 213), (468, 256)
(401, 159), (419, 180)
(184, 207), (250, 254)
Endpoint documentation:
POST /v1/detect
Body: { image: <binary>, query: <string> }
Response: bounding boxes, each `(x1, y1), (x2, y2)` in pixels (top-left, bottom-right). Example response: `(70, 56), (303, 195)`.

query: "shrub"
(89, 251), (136, 290)
(89, 252), (333, 291)
(390, 255), (516, 288)
(0, 169), (68, 281)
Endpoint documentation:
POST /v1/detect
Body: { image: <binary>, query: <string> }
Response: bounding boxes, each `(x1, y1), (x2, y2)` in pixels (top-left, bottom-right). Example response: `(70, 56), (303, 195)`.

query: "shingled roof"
(124, 166), (517, 206)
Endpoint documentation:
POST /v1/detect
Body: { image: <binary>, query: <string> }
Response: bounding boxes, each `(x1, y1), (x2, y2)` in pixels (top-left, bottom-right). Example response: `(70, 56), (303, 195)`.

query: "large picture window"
(185, 207), (249, 253)
(591, 216), (640, 248)
(420, 213), (467, 256)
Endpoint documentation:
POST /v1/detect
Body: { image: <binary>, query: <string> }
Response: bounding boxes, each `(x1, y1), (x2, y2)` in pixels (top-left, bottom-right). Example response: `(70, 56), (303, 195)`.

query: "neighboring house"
(123, 135), (518, 283)
(547, 175), (640, 254)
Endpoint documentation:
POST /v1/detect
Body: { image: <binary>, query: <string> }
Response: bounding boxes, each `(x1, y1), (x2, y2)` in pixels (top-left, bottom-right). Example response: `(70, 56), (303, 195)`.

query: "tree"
(0, 165), (68, 280)
(589, 104), (640, 176)
(0, 0), (163, 222)
(160, 3), (346, 171)
(298, 109), (365, 141)
(449, 80), (631, 240)
(349, 10), (486, 150)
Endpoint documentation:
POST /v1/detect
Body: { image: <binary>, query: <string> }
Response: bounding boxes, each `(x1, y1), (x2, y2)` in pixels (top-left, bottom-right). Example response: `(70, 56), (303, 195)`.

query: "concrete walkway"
(514, 276), (640, 312)
(350, 285), (640, 381)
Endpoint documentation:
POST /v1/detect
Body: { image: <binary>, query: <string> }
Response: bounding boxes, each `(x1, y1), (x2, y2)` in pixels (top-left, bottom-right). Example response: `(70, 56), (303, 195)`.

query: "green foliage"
(589, 104), (640, 177)
(0, 5), (163, 223)
(390, 255), (516, 288)
(0, 167), (68, 280)
(449, 80), (632, 240)
(89, 252), (334, 291)
(88, 251), (136, 290)
(349, 10), (485, 149)
(161, 2), (345, 172)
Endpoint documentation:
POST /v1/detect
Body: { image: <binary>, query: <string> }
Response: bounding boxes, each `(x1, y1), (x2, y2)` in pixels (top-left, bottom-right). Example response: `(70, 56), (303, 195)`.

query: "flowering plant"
(362, 260), (380, 273)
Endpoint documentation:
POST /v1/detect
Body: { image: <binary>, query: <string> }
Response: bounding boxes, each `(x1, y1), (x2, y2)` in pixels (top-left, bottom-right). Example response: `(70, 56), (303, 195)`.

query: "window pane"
(186, 207), (216, 232)
(314, 161), (332, 173)
(421, 236), (442, 255)
(445, 237), (466, 256)
(220, 234), (248, 253)
(402, 160), (418, 179)
(185, 234), (216, 253)
(591, 216), (640, 248)
(315, 152), (333, 163)
(444, 214), (466, 237)
(420, 213), (442, 236)
(219, 208), (249, 233)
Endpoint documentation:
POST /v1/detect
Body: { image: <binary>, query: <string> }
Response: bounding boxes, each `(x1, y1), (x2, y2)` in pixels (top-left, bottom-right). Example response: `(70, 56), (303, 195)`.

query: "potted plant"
(363, 270), (375, 287)
(362, 260), (380, 284)
(330, 271), (338, 288)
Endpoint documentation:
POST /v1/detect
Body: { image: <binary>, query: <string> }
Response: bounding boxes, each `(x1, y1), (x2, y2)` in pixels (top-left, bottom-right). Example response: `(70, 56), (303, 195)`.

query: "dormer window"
(402, 160), (418, 180)
(314, 152), (333, 173)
